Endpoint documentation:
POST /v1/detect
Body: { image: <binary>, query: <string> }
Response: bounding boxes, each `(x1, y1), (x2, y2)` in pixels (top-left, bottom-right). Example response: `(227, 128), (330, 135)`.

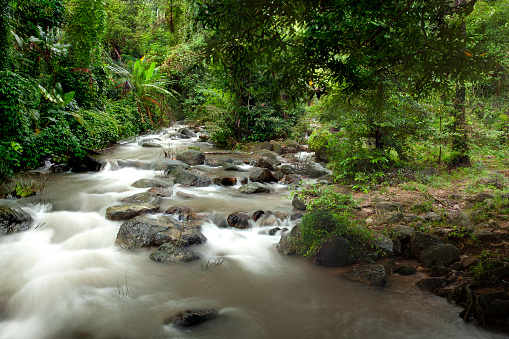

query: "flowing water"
(0, 127), (505, 339)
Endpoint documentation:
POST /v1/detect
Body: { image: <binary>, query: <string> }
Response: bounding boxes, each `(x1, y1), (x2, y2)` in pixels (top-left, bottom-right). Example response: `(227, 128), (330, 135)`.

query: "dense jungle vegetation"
(1, 0), (508, 187)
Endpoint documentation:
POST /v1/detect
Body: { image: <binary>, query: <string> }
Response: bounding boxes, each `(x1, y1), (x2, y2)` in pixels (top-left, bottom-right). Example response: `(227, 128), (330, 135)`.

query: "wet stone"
(169, 309), (219, 327)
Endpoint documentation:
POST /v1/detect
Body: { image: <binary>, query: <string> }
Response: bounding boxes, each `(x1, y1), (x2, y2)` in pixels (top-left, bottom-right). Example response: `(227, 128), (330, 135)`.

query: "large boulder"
(305, 162), (329, 178)
(116, 216), (206, 249)
(253, 156), (278, 171)
(221, 163), (247, 172)
(238, 182), (272, 194)
(120, 192), (161, 206)
(249, 168), (274, 183)
(345, 264), (388, 288)
(312, 236), (354, 267)
(168, 309), (219, 327)
(420, 244), (460, 267)
(150, 243), (200, 263)
(177, 128), (197, 139)
(165, 205), (193, 220)
(372, 234), (394, 257)
(176, 150), (206, 166)
(0, 206), (33, 235)
(226, 212), (251, 229)
(292, 195), (307, 210)
(148, 187), (173, 197)
(409, 231), (442, 261)
(106, 204), (159, 220)
(132, 179), (171, 188)
(173, 169), (212, 187)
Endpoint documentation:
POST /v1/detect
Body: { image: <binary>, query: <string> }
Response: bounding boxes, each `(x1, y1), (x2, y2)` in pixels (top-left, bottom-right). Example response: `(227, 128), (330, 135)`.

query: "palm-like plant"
(107, 57), (177, 124)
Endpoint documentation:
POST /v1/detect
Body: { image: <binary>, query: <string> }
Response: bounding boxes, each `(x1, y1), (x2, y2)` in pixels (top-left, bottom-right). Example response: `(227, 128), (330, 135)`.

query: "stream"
(0, 126), (505, 339)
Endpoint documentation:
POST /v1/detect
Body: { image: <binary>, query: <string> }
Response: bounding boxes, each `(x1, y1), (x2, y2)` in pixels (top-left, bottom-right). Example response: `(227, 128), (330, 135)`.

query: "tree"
(196, 0), (487, 164)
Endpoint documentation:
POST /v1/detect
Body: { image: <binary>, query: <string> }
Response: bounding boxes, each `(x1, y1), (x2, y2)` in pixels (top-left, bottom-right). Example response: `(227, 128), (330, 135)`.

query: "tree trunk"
(450, 83), (470, 167)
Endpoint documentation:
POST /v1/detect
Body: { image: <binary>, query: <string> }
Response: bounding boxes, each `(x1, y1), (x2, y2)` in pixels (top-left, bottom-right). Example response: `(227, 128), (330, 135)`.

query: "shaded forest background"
(1, 0), (508, 187)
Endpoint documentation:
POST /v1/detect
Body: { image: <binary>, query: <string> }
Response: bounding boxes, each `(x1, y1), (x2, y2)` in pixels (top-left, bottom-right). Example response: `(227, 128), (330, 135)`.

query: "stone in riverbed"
(176, 191), (197, 199)
(173, 169), (212, 187)
(249, 168), (274, 183)
(212, 176), (237, 186)
(132, 179), (171, 188)
(168, 309), (219, 327)
(150, 243), (200, 263)
(142, 142), (162, 148)
(221, 162), (247, 172)
(252, 210), (265, 221)
(120, 192), (161, 206)
(204, 157), (235, 167)
(238, 182), (272, 194)
(150, 159), (190, 173)
(277, 225), (304, 256)
(176, 149), (205, 165)
(148, 187), (173, 197)
(305, 162), (330, 178)
(409, 231), (443, 261)
(396, 264), (417, 276)
(344, 264), (388, 288)
(116, 216), (206, 249)
(0, 206), (33, 235)
(106, 204), (159, 220)
(226, 212), (251, 229)
(165, 205), (193, 220)
(292, 195), (307, 210)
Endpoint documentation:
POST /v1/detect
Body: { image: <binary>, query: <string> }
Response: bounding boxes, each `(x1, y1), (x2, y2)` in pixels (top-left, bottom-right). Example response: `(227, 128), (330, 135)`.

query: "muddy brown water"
(0, 127), (505, 338)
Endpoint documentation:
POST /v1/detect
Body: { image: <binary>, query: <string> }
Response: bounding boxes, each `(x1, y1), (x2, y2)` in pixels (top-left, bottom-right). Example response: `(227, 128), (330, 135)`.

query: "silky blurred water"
(0, 127), (505, 339)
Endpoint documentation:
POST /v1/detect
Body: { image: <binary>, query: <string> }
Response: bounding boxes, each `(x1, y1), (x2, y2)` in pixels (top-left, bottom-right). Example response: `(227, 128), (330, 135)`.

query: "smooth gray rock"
(204, 157), (235, 167)
(372, 234), (394, 256)
(116, 216), (206, 249)
(150, 243), (200, 263)
(106, 204), (159, 220)
(238, 182), (272, 194)
(148, 187), (173, 197)
(0, 206), (33, 235)
(151, 159), (190, 173)
(292, 195), (307, 210)
(277, 226), (303, 255)
(173, 169), (212, 187)
(221, 163), (247, 172)
(176, 150), (206, 165)
(120, 192), (161, 206)
(249, 168), (274, 183)
(280, 164), (295, 175)
(132, 179), (171, 188)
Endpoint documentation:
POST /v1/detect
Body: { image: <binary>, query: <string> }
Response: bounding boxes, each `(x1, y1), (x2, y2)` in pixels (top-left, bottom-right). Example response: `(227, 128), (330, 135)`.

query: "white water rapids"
(0, 127), (505, 338)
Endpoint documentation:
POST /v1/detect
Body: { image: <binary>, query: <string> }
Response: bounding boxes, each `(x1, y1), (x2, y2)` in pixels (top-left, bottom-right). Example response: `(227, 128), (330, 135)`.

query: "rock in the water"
(221, 162), (246, 172)
(290, 212), (304, 220)
(238, 182), (272, 194)
(305, 162), (329, 178)
(277, 226), (304, 255)
(415, 277), (447, 292)
(212, 177), (237, 186)
(150, 243), (200, 263)
(292, 195), (307, 211)
(410, 231), (443, 261)
(106, 204), (159, 220)
(178, 128), (197, 138)
(226, 212), (251, 229)
(252, 210), (265, 222)
(116, 216), (206, 249)
(0, 206), (33, 235)
(120, 192), (161, 206)
(173, 169), (212, 187)
(148, 187), (173, 197)
(151, 159), (190, 173)
(176, 149), (206, 165)
(345, 264), (388, 288)
(166, 205), (193, 220)
(170, 309), (219, 327)
(313, 236), (354, 267)
(420, 244), (460, 267)
(396, 264), (417, 276)
(260, 215), (278, 226)
(132, 179), (171, 188)
(142, 142), (162, 148)
(204, 157), (235, 167)
(68, 155), (106, 172)
(249, 168), (274, 183)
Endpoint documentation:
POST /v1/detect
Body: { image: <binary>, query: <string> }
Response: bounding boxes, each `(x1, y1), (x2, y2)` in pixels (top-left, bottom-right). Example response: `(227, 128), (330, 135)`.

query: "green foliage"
(65, 0), (106, 68)
(9, 0), (65, 38)
(0, 0), (9, 70)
